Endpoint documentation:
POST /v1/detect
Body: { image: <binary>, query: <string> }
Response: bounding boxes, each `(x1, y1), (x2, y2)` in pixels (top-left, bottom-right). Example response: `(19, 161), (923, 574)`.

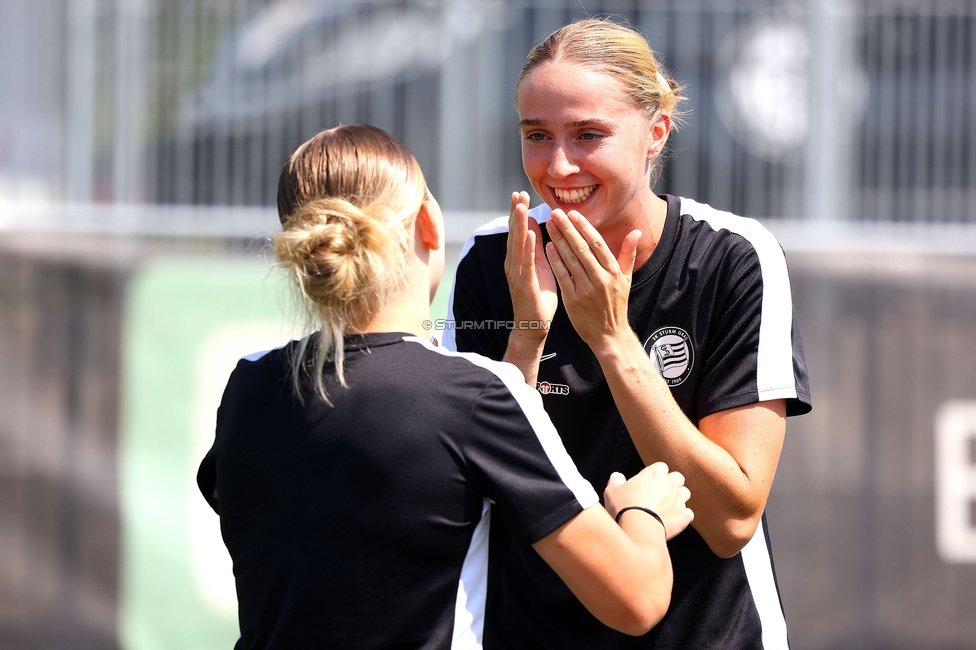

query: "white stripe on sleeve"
(403, 336), (599, 509)
(678, 198), (798, 402)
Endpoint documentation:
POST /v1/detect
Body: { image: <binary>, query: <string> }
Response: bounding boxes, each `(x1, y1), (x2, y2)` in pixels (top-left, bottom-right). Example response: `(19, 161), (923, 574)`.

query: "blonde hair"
(517, 18), (687, 185)
(274, 124), (426, 403)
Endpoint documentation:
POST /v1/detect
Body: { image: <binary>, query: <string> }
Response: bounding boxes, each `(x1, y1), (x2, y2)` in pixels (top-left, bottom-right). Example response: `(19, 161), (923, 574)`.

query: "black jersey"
(445, 195), (812, 649)
(197, 332), (598, 650)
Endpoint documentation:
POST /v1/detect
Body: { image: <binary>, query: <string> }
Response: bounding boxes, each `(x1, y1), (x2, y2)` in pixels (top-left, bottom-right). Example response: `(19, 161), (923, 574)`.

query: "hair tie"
(615, 506), (666, 537)
(656, 70), (671, 93)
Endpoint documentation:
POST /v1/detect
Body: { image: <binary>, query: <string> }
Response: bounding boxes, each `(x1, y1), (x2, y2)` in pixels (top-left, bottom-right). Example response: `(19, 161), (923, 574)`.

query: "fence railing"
(1, 0), (975, 224)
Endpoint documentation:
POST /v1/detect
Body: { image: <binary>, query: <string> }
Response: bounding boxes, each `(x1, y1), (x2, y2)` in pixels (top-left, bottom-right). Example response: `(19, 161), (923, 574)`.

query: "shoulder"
(400, 337), (568, 451)
(455, 204), (553, 265)
(676, 197), (787, 271)
(234, 340), (292, 375)
(405, 337), (598, 510)
(401, 336), (534, 400)
(455, 215), (509, 265)
(212, 342), (298, 444)
(220, 341), (294, 402)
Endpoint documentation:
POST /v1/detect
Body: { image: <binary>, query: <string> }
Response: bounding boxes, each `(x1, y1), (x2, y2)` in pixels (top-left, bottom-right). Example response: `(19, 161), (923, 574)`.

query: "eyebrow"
(518, 118), (614, 129)
(569, 119), (612, 129)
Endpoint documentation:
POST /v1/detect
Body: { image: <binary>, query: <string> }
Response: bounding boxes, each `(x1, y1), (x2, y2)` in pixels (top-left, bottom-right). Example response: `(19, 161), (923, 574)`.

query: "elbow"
(620, 608), (667, 637)
(706, 514), (763, 559)
(613, 588), (671, 636)
(601, 566), (672, 637)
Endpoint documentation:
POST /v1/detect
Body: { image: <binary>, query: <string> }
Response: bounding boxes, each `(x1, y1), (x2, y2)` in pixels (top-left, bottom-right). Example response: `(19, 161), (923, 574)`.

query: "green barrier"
(117, 256), (453, 649)
(119, 258), (293, 648)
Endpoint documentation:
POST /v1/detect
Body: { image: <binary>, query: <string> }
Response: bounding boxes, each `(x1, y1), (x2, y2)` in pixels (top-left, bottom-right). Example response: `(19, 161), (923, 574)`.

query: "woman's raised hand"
(544, 209), (641, 351)
(504, 191), (558, 348)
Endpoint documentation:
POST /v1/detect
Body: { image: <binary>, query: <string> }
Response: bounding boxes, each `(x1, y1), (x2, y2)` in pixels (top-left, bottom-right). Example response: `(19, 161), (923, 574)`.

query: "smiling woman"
(516, 61), (666, 260)
(516, 19), (686, 213)
(445, 17), (812, 650)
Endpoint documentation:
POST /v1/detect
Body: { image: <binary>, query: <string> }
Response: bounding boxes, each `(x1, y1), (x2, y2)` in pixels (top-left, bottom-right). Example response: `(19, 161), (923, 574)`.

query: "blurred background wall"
(1, 0), (976, 648)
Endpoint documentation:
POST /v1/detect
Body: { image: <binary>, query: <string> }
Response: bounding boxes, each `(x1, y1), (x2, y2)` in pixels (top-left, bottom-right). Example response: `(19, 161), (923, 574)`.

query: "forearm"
(535, 505), (672, 635)
(503, 329), (547, 386)
(604, 511), (674, 634)
(593, 332), (777, 557)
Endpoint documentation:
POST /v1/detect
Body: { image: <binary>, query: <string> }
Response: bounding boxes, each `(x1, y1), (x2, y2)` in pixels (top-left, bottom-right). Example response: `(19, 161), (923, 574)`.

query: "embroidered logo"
(536, 380), (570, 396)
(643, 327), (694, 387)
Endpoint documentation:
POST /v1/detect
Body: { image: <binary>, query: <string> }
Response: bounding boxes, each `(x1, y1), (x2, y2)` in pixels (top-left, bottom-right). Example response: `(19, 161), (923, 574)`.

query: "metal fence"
(3, 0), (976, 223)
(858, 1), (976, 224)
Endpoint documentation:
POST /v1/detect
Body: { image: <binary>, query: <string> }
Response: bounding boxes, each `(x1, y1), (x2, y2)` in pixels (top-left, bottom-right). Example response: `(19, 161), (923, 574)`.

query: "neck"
(600, 192), (668, 269)
(347, 278), (431, 339)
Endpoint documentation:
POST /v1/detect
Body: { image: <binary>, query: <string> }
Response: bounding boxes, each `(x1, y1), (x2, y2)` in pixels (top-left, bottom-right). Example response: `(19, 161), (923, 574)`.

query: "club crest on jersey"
(643, 327), (694, 387)
(536, 380), (570, 396)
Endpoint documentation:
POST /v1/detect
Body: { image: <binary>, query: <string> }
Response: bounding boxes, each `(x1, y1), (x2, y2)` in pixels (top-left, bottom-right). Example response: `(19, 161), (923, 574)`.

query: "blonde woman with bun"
(197, 124), (693, 650)
(445, 18), (812, 649)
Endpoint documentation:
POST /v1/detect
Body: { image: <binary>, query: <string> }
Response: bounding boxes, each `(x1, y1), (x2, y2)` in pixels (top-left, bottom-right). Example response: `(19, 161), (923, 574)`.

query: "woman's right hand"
(505, 191), (558, 334)
(503, 192), (558, 382)
(604, 463), (694, 541)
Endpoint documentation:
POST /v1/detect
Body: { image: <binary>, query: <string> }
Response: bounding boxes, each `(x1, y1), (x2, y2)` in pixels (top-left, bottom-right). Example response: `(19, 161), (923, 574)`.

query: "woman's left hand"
(545, 209), (641, 350)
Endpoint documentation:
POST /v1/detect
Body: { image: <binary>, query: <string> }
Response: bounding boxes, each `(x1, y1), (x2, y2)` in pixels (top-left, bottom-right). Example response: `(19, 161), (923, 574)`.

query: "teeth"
(554, 185), (596, 204)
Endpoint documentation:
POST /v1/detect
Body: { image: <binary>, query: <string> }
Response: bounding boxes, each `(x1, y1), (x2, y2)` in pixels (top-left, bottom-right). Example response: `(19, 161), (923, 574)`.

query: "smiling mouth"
(553, 185), (596, 204)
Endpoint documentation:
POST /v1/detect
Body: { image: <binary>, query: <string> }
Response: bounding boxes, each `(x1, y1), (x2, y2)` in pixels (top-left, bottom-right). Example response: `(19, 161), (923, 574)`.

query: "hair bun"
(275, 199), (400, 306)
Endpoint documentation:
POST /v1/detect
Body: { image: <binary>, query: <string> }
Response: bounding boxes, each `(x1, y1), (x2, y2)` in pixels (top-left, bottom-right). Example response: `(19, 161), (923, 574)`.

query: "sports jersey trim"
(526, 203), (554, 224)
(402, 336), (599, 510)
(678, 197), (799, 404)
(444, 216), (510, 351)
(451, 499), (491, 649)
(740, 522), (790, 649)
(454, 216), (512, 267)
(241, 343), (287, 363)
(444, 210), (555, 352)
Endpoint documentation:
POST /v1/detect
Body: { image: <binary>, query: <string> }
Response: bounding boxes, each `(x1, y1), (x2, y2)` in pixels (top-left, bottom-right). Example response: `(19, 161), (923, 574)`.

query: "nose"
(547, 143), (579, 179)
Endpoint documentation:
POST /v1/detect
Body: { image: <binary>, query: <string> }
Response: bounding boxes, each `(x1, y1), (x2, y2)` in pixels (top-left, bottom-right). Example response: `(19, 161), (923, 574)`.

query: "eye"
(524, 132), (548, 143)
(579, 132), (600, 142)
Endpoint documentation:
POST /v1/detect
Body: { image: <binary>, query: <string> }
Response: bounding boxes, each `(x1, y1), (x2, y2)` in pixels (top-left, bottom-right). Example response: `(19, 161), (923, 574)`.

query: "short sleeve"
(462, 370), (598, 544)
(697, 240), (811, 418)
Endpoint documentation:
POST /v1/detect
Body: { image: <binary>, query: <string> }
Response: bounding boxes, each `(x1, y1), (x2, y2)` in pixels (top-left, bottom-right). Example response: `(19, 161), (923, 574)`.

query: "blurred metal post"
(805, 0), (860, 222)
(438, 0), (507, 211)
(113, 0), (151, 202)
(66, 0), (96, 202)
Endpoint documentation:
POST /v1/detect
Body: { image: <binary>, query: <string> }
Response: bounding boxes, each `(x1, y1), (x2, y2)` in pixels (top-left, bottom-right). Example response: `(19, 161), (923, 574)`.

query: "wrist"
(506, 329), (548, 361)
(590, 329), (642, 365)
(615, 506), (667, 537)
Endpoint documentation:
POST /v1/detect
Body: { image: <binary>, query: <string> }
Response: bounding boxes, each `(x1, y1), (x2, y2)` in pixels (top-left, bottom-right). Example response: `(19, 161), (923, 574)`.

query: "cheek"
(521, 148), (549, 184)
(521, 146), (544, 171)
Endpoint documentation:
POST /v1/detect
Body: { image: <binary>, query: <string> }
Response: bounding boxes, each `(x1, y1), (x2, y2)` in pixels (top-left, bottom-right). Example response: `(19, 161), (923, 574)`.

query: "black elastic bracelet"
(614, 506), (666, 537)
